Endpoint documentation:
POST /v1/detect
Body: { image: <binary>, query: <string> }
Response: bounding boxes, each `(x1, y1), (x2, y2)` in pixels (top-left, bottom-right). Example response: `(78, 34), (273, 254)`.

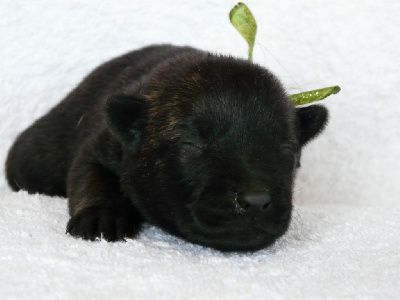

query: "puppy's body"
(6, 45), (328, 251)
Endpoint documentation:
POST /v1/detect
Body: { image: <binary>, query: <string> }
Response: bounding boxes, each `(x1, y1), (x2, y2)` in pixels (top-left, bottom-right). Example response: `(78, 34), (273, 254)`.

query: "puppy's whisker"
(289, 206), (305, 238)
(75, 114), (84, 129)
(293, 183), (310, 193)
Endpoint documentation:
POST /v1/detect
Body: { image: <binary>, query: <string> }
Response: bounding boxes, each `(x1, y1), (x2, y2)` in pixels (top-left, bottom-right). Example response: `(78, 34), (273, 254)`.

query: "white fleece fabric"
(0, 0), (399, 299)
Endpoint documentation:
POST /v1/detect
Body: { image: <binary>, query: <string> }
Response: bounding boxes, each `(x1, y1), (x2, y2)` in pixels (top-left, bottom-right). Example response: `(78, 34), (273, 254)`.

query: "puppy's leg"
(66, 149), (142, 242)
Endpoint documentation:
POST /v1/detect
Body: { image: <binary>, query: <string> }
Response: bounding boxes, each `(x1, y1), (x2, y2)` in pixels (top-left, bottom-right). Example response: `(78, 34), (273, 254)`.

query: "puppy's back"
(5, 45), (199, 196)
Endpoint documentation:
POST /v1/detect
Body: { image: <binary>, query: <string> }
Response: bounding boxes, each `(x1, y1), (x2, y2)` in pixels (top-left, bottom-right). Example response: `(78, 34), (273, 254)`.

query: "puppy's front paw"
(66, 206), (140, 242)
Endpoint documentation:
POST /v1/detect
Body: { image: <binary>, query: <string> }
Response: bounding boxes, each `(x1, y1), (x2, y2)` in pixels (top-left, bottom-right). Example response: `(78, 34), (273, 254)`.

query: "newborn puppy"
(6, 45), (328, 251)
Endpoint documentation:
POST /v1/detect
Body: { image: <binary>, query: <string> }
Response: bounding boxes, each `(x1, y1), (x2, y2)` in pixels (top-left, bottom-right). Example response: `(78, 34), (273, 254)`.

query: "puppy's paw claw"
(66, 206), (139, 242)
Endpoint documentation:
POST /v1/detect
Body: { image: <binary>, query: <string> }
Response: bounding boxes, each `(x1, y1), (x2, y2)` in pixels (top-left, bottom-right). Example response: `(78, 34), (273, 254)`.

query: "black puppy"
(6, 45), (328, 251)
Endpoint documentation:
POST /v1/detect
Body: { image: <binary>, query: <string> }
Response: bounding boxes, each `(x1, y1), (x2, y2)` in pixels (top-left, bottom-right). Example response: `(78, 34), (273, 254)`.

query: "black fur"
(6, 45), (328, 251)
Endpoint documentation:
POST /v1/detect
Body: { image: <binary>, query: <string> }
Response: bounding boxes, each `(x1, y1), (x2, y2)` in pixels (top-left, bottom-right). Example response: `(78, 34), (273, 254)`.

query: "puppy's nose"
(237, 192), (271, 211)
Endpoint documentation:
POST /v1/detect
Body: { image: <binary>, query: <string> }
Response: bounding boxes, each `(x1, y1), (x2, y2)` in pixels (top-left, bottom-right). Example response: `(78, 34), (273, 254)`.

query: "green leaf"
(229, 3), (257, 61)
(289, 86), (341, 106)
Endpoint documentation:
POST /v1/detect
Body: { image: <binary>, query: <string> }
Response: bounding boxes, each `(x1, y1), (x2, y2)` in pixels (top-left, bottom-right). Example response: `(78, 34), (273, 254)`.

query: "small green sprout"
(229, 2), (341, 105)
(289, 85), (341, 105)
(229, 2), (257, 61)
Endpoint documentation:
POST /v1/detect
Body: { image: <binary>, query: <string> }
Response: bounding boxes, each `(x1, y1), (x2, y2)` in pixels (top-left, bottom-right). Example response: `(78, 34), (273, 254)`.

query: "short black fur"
(6, 45), (328, 251)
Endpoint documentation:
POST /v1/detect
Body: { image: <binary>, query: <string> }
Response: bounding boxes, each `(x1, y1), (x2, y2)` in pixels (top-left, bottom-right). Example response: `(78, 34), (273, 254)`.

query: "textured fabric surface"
(1, 0), (399, 299)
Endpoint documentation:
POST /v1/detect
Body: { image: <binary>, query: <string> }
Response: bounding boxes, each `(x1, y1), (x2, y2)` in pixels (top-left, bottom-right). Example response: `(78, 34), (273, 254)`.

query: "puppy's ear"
(105, 95), (146, 143)
(296, 105), (328, 146)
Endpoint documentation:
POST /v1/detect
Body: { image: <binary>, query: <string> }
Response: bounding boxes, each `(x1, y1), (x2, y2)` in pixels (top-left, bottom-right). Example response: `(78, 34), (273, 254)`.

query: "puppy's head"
(106, 54), (328, 251)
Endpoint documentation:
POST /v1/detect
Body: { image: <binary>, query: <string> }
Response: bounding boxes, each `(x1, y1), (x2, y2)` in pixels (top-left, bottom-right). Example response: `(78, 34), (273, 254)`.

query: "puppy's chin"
(184, 203), (292, 252)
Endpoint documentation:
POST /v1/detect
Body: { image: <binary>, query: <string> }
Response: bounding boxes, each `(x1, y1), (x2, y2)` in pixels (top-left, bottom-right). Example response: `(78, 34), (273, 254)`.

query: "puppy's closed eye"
(181, 141), (203, 149)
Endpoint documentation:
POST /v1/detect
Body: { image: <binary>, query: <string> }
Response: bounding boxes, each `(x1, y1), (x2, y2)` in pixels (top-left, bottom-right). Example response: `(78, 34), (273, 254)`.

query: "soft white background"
(1, 0), (399, 299)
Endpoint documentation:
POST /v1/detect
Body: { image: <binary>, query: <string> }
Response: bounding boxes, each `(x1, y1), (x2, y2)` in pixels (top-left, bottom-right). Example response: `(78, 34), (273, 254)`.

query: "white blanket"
(1, 1), (399, 299)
